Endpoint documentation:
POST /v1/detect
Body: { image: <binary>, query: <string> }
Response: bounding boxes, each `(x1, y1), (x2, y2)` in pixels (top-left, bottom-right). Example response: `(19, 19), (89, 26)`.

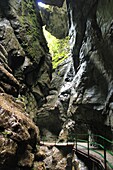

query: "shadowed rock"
(0, 93), (39, 169)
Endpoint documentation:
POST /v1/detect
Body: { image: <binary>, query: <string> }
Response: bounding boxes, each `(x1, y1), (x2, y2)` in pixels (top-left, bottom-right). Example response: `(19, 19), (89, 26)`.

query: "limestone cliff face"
(0, 0), (52, 169)
(1, 1), (113, 168)
(0, 0), (52, 116)
(36, 0), (113, 146)
(0, 0), (113, 168)
(65, 0), (113, 139)
(39, 1), (68, 39)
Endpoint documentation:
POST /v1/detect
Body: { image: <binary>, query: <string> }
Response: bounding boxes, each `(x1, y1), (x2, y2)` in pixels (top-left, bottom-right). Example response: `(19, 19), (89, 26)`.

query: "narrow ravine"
(0, 0), (113, 169)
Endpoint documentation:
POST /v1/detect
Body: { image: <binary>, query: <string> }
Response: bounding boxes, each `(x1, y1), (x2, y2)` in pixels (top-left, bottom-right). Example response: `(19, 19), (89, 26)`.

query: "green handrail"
(75, 142), (113, 169)
(74, 133), (113, 170)
(94, 135), (113, 144)
(77, 139), (87, 142)
(107, 150), (113, 156)
(41, 133), (113, 169)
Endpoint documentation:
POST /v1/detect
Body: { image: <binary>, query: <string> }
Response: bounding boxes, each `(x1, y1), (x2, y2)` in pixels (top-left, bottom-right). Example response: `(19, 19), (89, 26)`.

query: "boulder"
(0, 93), (39, 169)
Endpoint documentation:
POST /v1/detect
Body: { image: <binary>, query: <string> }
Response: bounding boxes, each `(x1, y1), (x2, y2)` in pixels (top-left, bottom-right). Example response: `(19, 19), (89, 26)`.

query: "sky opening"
(38, 2), (47, 8)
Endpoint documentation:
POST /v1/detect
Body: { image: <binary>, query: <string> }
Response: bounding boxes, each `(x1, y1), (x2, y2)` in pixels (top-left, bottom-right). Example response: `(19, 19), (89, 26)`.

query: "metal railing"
(41, 133), (113, 170)
(73, 134), (113, 170)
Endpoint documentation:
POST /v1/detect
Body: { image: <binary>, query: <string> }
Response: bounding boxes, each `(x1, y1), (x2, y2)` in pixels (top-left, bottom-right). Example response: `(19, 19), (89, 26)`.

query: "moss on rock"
(18, 0), (48, 64)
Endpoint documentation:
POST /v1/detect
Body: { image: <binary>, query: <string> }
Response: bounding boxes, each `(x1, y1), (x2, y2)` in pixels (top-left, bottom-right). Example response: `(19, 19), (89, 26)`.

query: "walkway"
(40, 140), (113, 170)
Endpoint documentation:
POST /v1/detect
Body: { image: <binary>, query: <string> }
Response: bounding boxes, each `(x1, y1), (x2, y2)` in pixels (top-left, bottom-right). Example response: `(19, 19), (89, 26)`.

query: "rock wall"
(0, 93), (40, 170)
(1, 0), (113, 168)
(65, 0), (113, 140)
(39, 1), (68, 39)
(0, 0), (52, 117)
(36, 0), (113, 147)
(0, 0), (52, 169)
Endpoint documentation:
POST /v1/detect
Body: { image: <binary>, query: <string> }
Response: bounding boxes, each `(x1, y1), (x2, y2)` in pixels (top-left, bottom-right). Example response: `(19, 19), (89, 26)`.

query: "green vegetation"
(43, 27), (70, 69)
(19, 0), (70, 67)
(19, 0), (45, 63)
(1, 131), (11, 137)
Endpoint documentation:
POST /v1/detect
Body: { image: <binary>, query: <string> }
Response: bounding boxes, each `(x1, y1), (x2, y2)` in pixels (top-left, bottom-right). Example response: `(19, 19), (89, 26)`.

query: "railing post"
(104, 144), (107, 170)
(76, 134), (77, 151)
(88, 134), (89, 157)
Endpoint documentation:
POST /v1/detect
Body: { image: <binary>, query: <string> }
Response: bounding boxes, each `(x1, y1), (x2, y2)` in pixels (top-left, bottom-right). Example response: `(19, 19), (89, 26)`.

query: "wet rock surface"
(40, 145), (69, 170)
(0, 44), (20, 96)
(65, 0), (113, 141)
(0, 0), (52, 114)
(0, 0), (113, 169)
(36, 0), (113, 147)
(0, 0), (52, 169)
(40, 1), (68, 39)
(0, 93), (39, 169)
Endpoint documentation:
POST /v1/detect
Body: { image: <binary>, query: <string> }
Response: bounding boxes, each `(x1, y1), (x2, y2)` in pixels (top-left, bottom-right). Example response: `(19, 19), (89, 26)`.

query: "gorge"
(0, 0), (113, 169)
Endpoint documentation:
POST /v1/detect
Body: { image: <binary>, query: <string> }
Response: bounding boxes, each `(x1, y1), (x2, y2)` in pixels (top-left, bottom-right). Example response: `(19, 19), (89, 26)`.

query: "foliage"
(0, 131), (11, 137)
(19, 0), (69, 67)
(19, 0), (45, 63)
(43, 27), (70, 69)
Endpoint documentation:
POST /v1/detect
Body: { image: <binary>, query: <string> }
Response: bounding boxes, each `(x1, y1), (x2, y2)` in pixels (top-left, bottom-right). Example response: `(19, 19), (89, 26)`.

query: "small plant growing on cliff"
(1, 131), (11, 137)
(18, 0), (45, 63)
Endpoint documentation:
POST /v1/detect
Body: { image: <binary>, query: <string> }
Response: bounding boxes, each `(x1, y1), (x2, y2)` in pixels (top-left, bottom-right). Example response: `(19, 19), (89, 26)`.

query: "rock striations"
(37, 0), (113, 148)
(0, 0), (113, 169)
(0, 0), (52, 169)
(0, 93), (39, 169)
